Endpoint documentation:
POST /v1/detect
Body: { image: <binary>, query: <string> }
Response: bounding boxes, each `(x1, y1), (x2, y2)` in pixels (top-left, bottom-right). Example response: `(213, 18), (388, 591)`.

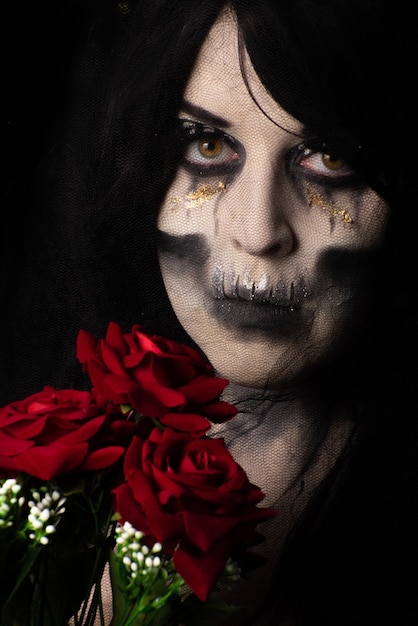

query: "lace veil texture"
(2, 1), (418, 624)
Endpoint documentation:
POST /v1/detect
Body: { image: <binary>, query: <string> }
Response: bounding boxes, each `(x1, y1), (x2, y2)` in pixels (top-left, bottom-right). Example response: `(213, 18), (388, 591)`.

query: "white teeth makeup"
(211, 266), (308, 305)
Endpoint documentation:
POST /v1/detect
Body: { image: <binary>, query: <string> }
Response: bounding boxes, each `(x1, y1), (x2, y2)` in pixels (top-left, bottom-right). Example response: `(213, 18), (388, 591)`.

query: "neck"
(213, 381), (353, 506)
(210, 380), (354, 619)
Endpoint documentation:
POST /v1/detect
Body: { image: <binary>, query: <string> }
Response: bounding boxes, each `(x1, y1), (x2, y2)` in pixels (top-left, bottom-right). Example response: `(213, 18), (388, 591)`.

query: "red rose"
(112, 425), (276, 601)
(76, 322), (237, 424)
(0, 386), (135, 481)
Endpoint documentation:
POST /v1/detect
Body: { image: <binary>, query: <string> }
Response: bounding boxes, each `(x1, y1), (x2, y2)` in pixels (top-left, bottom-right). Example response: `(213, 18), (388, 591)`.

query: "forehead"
(183, 8), (301, 134)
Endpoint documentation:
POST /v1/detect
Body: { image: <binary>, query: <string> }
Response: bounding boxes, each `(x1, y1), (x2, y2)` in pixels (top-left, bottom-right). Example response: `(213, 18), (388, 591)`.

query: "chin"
(202, 348), (287, 390)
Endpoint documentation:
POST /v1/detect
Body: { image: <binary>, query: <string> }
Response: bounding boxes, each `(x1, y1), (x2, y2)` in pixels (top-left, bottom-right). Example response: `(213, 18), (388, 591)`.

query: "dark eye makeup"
(177, 119), (245, 177)
(288, 141), (361, 188)
(177, 118), (360, 187)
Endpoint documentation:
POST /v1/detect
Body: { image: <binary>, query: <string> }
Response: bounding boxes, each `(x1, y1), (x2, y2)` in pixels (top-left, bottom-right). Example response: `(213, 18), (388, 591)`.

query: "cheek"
(357, 195), (389, 248)
(157, 232), (210, 319)
(157, 232), (210, 271)
(158, 172), (226, 238)
(304, 183), (389, 250)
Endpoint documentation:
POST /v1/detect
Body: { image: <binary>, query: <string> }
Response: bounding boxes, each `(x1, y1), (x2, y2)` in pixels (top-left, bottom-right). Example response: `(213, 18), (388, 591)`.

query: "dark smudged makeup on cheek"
(317, 246), (384, 287)
(157, 230), (211, 265)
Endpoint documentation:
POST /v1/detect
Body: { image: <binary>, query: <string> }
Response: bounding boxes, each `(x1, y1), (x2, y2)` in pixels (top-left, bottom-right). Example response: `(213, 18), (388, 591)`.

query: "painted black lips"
(210, 297), (310, 335)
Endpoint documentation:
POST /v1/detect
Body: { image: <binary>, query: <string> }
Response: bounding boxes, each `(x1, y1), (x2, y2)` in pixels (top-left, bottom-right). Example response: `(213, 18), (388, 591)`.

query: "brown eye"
(322, 154), (346, 171)
(198, 138), (223, 158)
(296, 144), (356, 184)
(179, 119), (244, 176)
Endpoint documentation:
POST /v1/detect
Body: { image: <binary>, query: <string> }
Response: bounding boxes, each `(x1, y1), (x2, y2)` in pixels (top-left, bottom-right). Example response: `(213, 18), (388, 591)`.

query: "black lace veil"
(3, 1), (418, 624)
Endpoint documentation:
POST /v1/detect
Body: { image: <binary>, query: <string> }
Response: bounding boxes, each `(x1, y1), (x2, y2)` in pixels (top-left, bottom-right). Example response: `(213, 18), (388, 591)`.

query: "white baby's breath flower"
(151, 542), (162, 552)
(114, 520), (183, 604)
(25, 485), (67, 546)
(0, 478), (23, 529)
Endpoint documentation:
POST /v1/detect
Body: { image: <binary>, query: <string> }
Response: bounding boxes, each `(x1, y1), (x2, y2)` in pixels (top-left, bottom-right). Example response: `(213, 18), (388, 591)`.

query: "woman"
(3, 0), (418, 624)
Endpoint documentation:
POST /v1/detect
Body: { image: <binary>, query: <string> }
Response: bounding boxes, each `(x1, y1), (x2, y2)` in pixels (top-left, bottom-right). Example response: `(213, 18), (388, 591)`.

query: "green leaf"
(1, 544), (42, 615)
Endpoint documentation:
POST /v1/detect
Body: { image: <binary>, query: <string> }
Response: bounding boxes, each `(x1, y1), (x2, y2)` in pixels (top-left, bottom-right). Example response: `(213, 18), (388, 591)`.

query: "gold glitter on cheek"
(171, 182), (227, 210)
(306, 184), (353, 224)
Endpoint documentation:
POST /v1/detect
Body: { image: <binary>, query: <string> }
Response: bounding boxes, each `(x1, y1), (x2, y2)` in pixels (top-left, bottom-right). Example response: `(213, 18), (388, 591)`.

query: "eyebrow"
(180, 100), (231, 128)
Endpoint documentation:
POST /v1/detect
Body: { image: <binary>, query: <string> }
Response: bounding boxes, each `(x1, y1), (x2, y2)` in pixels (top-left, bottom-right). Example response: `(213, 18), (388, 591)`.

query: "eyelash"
(178, 119), (244, 177)
(291, 144), (358, 186)
(178, 119), (357, 185)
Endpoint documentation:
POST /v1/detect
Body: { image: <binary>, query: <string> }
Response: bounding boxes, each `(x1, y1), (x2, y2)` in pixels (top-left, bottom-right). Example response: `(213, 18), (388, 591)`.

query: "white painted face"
(157, 9), (389, 389)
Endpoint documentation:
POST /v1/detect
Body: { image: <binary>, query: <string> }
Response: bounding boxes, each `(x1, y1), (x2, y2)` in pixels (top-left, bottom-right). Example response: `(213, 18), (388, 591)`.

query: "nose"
(228, 164), (295, 258)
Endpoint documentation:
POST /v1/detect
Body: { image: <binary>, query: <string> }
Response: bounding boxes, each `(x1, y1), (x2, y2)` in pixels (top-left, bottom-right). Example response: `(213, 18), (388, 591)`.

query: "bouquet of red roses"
(0, 323), (276, 626)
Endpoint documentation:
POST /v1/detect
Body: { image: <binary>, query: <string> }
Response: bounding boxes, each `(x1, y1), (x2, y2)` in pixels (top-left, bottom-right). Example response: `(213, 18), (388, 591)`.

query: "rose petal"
(0, 432), (34, 456)
(113, 483), (152, 534)
(82, 446), (125, 470)
(179, 377), (229, 404)
(173, 538), (231, 601)
(100, 341), (128, 377)
(55, 415), (107, 444)
(76, 328), (98, 362)
(159, 413), (211, 436)
(132, 328), (163, 355)
(13, 443), (88, 480)
(2, 415), (47, 438)
(106, 321), (129, 353)
(183, 510), (240, 551)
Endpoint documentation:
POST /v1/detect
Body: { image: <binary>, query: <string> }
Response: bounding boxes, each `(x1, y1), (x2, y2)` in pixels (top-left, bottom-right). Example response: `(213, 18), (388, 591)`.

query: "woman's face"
(157, 9), (389, 389)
